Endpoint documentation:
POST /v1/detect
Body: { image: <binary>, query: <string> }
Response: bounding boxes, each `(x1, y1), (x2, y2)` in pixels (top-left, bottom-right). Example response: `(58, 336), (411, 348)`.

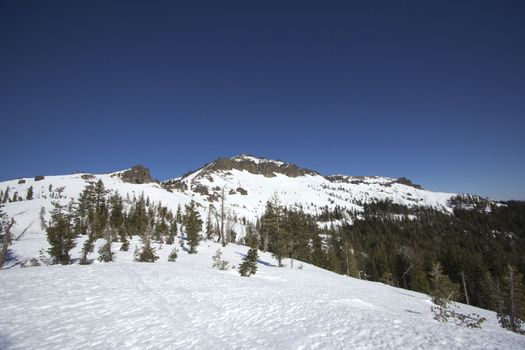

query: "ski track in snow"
(1, 241), (524, 350)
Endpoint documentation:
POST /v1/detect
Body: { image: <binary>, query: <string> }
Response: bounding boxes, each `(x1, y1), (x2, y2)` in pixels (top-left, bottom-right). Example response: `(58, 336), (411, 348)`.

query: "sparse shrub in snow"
(38, 249), (52, 266)
(39, 207), (46, 230)
(379, 272), (395, 286)
(134, 239), (159, 263)
(429, 262), (486, 328)
(98, 240), (115, 263)
(168, 248), (178, 262)
(21, 258), (41, 268)
(212, 249), (229, 270)
(26, 186), (33, 200)
(119, 232), (129, 252)
(79, 237), (95, 265)
(431, 297), (486, 328)
(497, 313), (525, 335)
(238, 248), (258, 277)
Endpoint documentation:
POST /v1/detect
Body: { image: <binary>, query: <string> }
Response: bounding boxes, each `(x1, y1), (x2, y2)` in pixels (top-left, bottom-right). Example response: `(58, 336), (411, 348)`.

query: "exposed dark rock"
(393, 177), (422, 190)
(17, 179), (26, 184)
(203, 156), (319, 178)
(163, 180), (188, 192)
(229, 189), (236, 195)
(194, 185), (209, 196)
(34, 175), (44, 181)
(121, 165), (153, 184)
(236, 187), (248, 195)
(325, 175), (367, 185)
(81, 174), (95, 181)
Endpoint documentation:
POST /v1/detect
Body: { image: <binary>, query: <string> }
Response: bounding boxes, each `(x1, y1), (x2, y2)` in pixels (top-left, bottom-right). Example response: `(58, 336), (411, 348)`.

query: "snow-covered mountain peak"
(196, 154), (320, 179)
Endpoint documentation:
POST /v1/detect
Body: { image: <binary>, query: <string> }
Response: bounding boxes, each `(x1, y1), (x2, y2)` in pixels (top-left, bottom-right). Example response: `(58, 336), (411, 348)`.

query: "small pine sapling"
(168, 248), (178, 262)
(98, 240), (115, 262)
(212, 248), (229, 270)
(238, 248), (258, 277)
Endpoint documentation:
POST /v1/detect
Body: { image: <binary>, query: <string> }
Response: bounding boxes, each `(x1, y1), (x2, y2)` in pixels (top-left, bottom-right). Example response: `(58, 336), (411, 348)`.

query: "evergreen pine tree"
(176, 204), (182, 223)
(0, 206), (15, 269)
(118, 227), (129, 251)
(98, 228), (115, 263)
(430, 261), (459, 304)
(497, 264), (525, 334)
(79, 235), (95, 265)
(26, 186), (33, 200)
(211, 248), (229, 270)
(205, 208), (214, 240)
(166, 220), (177, 245)
(238, 248), (258, 277)
(46, 202), (76, 264)
(168, 248), (178, 262)
(134, 234), (159, 262)
(183, 200), (202, 254)
(39, 207), (47, 230)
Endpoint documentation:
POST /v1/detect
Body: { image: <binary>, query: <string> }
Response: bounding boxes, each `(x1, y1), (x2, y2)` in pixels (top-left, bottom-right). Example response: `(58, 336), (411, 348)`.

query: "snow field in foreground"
(1, 240), (524, 350)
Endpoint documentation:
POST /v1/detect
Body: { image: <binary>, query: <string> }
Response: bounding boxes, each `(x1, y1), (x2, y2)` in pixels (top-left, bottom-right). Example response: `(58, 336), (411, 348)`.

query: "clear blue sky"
(0, 1), (524, 200)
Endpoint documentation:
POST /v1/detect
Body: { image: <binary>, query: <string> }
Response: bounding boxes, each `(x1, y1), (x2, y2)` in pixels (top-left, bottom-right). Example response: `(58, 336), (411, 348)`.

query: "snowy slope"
(1, 154), (458, 263)
(1, 239), (524, 349)
(169, 155), (456, 223)
(0, 172), (198, 263)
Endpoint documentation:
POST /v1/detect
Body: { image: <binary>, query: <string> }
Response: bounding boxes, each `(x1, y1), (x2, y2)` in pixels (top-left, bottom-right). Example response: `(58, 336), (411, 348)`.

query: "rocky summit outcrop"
(204, 155), (319, 178)
(120, 165), (153, 184)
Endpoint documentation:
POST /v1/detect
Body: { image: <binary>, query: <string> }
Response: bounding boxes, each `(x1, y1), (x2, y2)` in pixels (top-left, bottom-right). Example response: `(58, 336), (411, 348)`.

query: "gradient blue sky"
(0, 1), (524, 200)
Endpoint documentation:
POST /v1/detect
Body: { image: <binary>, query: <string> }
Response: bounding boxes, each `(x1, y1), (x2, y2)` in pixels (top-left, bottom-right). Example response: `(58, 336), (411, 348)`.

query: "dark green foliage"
(79, 236), (95, 265)
(184, 200), (202, 254)
(26, 186), (33, 200)
(168, 248), (178, 262)
(118, 227), (129, 251)
(270, 226), (290, 267)
(429, 262), (460, 303)
(154, 218), (168, 243)
(46, 203), (76, 264)
(254, 198), (525, 320)
(211, 248), (229, 270)
(134, 237), (159, 262)
(428, 262), (486, 328)
(238, 248), (258, 277)
(1, 187), (9, 204)
(244, 222), (259, 248)
(176, 204), (182, 223)
(205, 209), (214, 240)
(98, 239), (115, 262)
(165, 220), (177, 245)
(497, 264), (525, 334)
(0, 206), (14, 269)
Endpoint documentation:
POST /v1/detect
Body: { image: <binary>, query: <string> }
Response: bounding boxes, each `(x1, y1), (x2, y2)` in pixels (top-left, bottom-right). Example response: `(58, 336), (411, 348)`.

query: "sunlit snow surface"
(1, 166), (521, 349)
(0, 240), (524, 350)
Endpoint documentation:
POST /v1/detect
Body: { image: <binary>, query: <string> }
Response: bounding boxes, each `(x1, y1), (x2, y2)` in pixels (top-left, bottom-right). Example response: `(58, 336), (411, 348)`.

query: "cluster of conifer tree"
(45, 180), (203, 265)
(248, 197), (525, 333)
(41, 182), (525, 332)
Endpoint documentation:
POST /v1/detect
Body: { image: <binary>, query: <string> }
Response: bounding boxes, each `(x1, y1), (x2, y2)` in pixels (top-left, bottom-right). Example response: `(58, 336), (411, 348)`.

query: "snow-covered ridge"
(161, 154), (455, 219)
(0, 154), (460, 262)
